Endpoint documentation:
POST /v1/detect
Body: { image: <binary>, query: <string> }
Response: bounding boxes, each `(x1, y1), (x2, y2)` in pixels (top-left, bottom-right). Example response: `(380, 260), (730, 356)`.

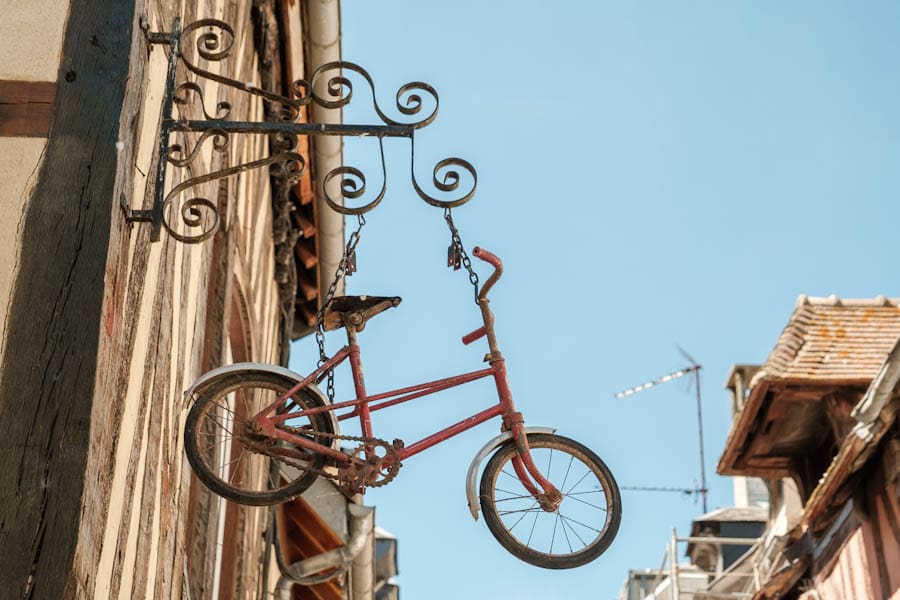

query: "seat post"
(345, 324), (359, 345)
(344, 322), (374, 439)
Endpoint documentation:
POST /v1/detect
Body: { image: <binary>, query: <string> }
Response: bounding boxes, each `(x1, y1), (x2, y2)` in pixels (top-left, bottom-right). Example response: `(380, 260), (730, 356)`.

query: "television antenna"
(614, 347), (708, 512)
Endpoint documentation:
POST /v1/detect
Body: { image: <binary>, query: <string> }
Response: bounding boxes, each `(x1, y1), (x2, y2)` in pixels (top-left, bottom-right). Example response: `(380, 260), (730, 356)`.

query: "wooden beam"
(0, 80), (56, 137)
(294, 210), (316, 238)
(296, 242), (318, 270)
(0, 1), (134, 595)
(298, 272), (318, 302)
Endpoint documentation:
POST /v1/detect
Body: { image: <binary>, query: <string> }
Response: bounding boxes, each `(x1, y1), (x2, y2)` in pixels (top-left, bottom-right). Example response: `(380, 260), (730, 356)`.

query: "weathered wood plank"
(0, 80), (56, 137)
(0, 0), (135, 597)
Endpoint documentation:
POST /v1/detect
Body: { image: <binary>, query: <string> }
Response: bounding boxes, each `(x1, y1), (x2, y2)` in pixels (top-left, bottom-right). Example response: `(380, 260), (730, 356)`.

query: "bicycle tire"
(479, 433), (621, 569)
(184, 369), (334, 506)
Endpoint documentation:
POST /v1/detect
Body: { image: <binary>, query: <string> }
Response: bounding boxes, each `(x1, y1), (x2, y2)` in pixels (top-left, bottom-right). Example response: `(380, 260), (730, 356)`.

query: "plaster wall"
(813, 528), (875, 600)
(0, 0), (69, 383)
(0, 0), (70, 81)
(0, 139), (46, 370)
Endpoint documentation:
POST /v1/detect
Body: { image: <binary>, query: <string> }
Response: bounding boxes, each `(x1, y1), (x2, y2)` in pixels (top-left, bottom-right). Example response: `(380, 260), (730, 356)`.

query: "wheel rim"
(487, 440), (615, 560)
(190, 380), (324, 497)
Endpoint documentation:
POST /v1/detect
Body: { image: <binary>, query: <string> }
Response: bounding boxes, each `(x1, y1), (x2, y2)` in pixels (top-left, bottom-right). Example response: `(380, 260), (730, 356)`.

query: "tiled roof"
(751, 295), (900, 384)
(693, 506), (767, 523)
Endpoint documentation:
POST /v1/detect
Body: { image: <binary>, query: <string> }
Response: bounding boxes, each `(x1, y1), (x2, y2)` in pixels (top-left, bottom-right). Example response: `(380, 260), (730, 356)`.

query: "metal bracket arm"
(122, 17), (478, 244)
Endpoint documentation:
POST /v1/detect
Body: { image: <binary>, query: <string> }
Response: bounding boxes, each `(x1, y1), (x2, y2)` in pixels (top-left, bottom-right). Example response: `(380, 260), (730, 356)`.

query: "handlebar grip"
(462, 326), (487, 345)
(472, 246), (502, 269)
(472, 246), (503, 301)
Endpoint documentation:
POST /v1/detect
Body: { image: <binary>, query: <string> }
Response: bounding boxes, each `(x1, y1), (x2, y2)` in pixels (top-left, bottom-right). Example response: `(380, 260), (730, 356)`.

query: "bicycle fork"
(491, 358), (563, 512)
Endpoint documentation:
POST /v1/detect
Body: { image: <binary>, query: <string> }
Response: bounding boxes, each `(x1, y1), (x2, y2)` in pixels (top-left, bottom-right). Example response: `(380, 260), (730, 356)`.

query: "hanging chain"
(315, 213), (366, 402)
(444, 208), (480, 305)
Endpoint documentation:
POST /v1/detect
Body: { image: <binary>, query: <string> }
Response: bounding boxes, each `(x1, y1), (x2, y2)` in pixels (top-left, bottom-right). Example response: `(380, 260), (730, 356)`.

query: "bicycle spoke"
(206, 412), (238, 438)
(526, 509), (539, 548)
(560, 515), (590, 548)
(505, 501), (539, 532)
(550, 511), (560, 554)
(560, 514), (583, 550)
(566, 489), (604, 497)
(199, 436), (234, 459)
(564, 494), (608, 511)
(559, 455), (574, 495)
(559, 510), (574, 553)
(564, 469), (592, 496)
(211, 399), (239, 418)
(493, 491), (537, 502)
(222, 452), (244, 483)
(498, 506), (543, 517)
(558, 512), (602, 535)
(500, 468), (522, 483)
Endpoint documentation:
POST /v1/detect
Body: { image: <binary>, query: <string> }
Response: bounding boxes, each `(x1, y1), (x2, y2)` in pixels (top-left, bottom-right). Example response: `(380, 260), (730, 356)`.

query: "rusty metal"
(248, 424), (401, 495)
(122, 17), (477, 243)
(444, 208), (480, 304)
(254, 246), (561, 502)
(315, 214), (367, 403)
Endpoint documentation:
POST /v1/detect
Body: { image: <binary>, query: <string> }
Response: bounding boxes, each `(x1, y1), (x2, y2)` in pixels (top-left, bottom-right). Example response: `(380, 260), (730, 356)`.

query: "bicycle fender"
(183, 362), (341, 449)
(465, 426), (556, 521)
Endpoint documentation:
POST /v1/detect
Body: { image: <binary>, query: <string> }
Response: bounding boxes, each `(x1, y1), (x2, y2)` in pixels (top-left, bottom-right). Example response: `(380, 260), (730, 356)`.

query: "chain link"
(444, 208), (480, 305)
(315, 214), (366, 402)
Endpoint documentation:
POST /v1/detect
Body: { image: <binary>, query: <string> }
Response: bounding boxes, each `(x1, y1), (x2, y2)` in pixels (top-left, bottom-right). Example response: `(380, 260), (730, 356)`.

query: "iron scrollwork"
(122, 17), (478, 243)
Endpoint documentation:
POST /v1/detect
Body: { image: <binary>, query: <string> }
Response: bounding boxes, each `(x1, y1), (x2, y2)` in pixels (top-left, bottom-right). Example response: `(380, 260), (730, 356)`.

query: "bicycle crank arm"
(465, 426), (556, 521)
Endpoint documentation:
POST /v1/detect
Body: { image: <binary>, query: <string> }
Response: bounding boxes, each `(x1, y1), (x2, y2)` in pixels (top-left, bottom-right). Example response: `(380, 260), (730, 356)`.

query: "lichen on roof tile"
(752, 295), (900, 385)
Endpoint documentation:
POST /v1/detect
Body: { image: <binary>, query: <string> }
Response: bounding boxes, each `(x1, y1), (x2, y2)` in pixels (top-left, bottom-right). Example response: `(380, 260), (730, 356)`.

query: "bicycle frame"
(251, 247), (559, 503)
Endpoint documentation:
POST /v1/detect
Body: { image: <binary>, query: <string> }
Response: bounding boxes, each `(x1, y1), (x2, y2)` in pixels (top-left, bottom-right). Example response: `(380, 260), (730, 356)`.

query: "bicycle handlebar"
(461, 247), (503, 347)
(472, 246), (503, 301)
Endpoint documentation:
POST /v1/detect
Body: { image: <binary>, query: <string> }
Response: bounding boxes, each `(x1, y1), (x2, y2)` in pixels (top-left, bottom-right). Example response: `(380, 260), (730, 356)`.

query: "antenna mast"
(615, 351), (709, 512)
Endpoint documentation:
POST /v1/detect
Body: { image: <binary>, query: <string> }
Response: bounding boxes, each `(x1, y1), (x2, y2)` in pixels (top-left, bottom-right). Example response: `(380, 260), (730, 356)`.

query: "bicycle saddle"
(322, 295), (402, 331)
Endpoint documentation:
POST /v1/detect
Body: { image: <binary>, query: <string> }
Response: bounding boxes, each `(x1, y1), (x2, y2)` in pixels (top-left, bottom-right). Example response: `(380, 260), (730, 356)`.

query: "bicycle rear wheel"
(479, 433), (621, 569)
(184, 369), (334, 506)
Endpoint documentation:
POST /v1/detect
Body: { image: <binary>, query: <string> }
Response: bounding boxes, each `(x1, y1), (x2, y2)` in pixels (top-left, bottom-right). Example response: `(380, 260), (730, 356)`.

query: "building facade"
(619, 295), (900, 600)
(0, 1), (395, 598)
(718, 295), (900, 600)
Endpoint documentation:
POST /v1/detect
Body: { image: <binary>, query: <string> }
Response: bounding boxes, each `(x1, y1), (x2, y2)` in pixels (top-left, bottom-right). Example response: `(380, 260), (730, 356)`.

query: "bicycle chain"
(246, 425), (403, 493)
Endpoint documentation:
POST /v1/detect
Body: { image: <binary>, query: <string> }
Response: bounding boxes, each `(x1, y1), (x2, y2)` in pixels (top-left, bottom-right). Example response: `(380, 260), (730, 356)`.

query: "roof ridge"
(796, 294), (900, 308)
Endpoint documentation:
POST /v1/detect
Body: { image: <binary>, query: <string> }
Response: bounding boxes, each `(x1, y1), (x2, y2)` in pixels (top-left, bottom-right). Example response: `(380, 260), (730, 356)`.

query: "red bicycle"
(184, 247), (621, 569)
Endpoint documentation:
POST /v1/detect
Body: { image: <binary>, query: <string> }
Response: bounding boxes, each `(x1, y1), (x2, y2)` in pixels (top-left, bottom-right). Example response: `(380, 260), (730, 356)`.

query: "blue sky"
(291, 3), (900, 597)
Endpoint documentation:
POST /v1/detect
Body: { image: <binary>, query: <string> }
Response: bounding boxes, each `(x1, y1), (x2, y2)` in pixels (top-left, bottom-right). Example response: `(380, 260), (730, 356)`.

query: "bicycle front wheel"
(184, 369), (334, 506)
(479, 433), (621, 569)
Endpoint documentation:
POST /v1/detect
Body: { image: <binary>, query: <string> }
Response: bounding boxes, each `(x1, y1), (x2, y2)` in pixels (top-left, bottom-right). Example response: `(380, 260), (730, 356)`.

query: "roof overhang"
(718, 295), (900, 478)
(717, 377), (871, 478)
(802, 337), (900, 524)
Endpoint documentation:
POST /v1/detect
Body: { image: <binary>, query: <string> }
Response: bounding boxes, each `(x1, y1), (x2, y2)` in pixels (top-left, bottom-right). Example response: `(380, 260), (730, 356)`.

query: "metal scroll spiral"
(173, 81), (231, 121)
(178, 19), (301, 110)
(173, 23), (475, 213)
(321, 139), (387, 216)
(410, 138), (477, 209)
(161, 151), (306, 243)
(304, 62), (474, 212)
(167, 128), (229, 168)
(299, 61), (438, 129)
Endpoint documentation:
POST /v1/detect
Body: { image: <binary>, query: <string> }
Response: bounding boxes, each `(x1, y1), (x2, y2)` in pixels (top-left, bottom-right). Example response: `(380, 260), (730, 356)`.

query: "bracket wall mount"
(122, 17), (477, 243)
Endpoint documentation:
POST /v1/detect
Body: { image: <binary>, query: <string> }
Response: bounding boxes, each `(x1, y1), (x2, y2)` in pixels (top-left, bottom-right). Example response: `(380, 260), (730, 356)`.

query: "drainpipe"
(275, 503), (374, 598)
(307, 0), (345, 299)
(349, 501), (375, 600)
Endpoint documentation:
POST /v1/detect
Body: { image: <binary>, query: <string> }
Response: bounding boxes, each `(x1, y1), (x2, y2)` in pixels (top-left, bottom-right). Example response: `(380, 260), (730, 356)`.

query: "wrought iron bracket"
(122, 17), (477, 243)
